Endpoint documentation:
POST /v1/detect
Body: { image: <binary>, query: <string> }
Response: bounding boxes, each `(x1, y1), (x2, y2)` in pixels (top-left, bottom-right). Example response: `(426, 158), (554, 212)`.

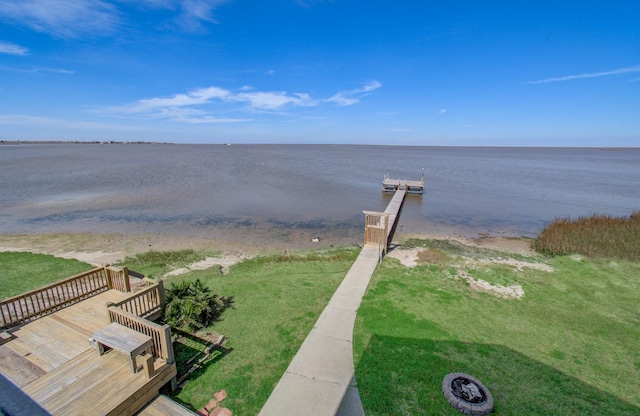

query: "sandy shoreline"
(0, 232), (269, 266)
(0, 230), (534, 266)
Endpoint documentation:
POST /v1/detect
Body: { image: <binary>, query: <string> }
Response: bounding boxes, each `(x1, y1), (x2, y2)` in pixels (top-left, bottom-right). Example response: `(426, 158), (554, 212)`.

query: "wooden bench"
(91, 323), (153, 373)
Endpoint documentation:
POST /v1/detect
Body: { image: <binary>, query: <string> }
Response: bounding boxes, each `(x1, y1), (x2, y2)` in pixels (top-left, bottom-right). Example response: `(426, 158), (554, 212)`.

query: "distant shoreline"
(1, 140), (638, 150)
(0, 140), (173, 145)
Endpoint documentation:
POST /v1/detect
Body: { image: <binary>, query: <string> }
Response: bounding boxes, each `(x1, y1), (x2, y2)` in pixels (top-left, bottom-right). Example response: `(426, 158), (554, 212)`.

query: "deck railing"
(0, 265), (131, 330)
(108, 306), (174, 364)
(111, 280), (165, 322)
(107, 266), (131, 292)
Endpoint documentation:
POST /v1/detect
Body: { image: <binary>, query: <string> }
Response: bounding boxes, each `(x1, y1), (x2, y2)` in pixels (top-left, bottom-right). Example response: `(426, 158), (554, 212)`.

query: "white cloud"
(0, 40), (28, 55)
(149, 107), (250, 123)
(326, 80), (382, 106)
(132, 86), (230, 111)
(0, 0), (227, 38)
(106, 81), (379, 123)
(0, 65), (74, 74)
(231, 91), (316, 110)
(105, 86), (248, 123)
(119, 0), (228, 32)
(439, 108), (447, 114)
(175, 0), (227, 31)
(529, 65), (640, 84)
(0, 0), (120, 38)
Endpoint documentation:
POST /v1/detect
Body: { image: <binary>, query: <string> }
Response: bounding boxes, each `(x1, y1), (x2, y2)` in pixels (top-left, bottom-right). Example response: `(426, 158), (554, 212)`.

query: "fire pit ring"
(442, 373), (494, 415)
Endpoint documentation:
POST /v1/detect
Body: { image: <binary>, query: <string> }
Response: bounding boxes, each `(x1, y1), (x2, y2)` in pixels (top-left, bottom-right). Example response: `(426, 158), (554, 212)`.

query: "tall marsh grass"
(533, 212), (640, 260)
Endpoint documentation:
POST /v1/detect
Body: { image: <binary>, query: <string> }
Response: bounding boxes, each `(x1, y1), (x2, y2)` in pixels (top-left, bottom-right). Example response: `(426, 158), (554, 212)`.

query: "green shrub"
(165, 278), (234, 332)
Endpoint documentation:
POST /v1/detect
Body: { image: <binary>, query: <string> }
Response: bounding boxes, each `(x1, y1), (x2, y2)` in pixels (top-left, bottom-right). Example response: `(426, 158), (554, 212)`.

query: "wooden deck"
(138, 395), (199, 416)
(0, 290), (177, 415)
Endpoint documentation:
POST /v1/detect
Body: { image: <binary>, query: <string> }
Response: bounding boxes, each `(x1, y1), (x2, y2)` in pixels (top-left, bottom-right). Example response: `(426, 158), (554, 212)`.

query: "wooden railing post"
(161, 323), (178, 391)
(121, 267), (131, 292)
(157, 279), (166, 311)
(106, 302), (115, 322)
(105, 266), (113, 289)
(161, 323), (175, 364)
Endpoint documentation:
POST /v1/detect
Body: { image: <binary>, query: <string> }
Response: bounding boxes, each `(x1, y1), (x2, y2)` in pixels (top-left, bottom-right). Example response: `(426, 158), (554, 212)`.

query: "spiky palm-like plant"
(165, 279), (233, 332)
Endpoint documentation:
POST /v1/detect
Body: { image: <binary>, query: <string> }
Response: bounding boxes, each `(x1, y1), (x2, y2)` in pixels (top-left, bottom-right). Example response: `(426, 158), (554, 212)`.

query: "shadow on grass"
(355, 335), (639, 415)
(172, 329), (233, 383)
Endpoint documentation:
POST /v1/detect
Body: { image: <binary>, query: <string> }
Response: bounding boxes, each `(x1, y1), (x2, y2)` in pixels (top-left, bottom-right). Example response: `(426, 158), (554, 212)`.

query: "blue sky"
(0, 1), (638, 146)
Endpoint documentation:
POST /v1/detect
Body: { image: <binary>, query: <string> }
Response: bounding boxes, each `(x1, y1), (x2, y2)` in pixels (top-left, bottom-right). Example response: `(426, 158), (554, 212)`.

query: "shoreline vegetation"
(533, 212), (640, 261)
(1, 215), (639, 414)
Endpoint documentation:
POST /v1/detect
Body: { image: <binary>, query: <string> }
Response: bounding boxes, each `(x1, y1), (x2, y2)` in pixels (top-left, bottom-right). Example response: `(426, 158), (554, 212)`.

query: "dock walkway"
(259, 187), (409, 416)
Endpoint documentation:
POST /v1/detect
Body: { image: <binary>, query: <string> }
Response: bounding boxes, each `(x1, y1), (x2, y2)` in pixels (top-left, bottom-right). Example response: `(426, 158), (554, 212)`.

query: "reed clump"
(533, 211), (640, 260)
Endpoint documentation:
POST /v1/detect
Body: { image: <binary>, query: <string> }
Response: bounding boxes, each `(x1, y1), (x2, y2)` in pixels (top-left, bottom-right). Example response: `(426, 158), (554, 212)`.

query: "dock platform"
(382, 172), (424, 194)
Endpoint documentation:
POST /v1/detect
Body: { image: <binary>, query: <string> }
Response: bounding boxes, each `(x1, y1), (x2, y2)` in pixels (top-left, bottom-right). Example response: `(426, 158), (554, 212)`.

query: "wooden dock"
(0, 282), (177, 415)
(382, 172), (424, 194)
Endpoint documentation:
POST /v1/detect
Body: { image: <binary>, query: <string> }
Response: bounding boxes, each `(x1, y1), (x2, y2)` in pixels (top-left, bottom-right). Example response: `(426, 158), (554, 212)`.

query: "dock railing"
(107, 305), (174, 365)
(0, 265), (131, 330)
(363, 211), (389, 249)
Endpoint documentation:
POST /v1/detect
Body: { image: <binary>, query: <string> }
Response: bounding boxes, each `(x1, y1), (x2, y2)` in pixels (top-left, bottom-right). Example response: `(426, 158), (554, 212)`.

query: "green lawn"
(353, 240), (640, 415)
(0, 252), (93, 299)
(3, 241), (639, 415)
(164, 249), (359, 414)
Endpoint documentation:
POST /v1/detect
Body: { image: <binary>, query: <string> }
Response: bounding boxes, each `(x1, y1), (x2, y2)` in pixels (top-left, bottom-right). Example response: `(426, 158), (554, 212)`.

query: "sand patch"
(473, 236), (535, 255)
(386, 236), (554, 300)
(464, 257), (554, 272)
(163, 253), (252, 277)
(386, 248), (423, 267)
(387, 246), (553, 273)
(455, 270), (525, 299)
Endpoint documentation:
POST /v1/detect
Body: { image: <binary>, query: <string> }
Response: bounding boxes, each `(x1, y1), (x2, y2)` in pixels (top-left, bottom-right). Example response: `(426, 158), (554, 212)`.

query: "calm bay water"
(1, 144), (638, 246)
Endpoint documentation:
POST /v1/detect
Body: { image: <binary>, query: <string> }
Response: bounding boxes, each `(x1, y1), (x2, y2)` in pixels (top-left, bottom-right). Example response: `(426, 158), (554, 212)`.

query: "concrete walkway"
(258, 245), (379, 416)
(259, 189), (407, 416)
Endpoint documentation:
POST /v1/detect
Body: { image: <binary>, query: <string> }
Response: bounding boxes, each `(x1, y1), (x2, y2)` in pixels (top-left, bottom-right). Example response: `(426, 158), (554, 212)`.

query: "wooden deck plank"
(53, 290), (129, 334)
(138, 395), (199, 416)
(4, 317), (90, 371)
(27, 351), (139, 415)
(23, 348), (175, 416)
(0, 344), (46, 387)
